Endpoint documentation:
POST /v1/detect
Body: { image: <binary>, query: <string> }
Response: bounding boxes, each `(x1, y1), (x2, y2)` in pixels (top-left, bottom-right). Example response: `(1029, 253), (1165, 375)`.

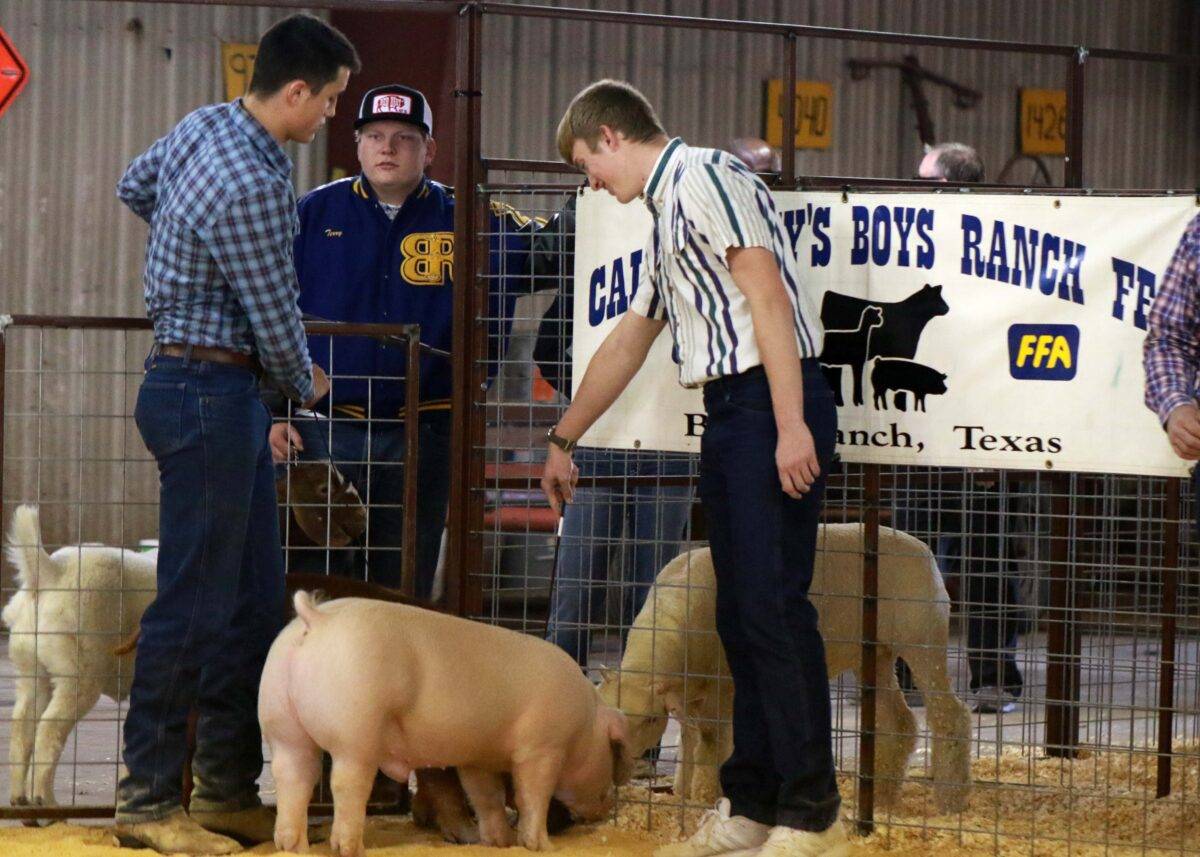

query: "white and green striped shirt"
(630, 137), (824, 387)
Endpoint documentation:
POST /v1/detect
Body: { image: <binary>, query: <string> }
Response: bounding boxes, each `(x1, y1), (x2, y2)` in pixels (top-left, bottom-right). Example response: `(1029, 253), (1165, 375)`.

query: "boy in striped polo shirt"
(541, 80), (848, 857)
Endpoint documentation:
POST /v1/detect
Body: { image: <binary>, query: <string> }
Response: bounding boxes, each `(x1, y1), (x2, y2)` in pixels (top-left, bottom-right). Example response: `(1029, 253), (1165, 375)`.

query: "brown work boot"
(191, 804), (277, 845)
(114, 808), (242, 854)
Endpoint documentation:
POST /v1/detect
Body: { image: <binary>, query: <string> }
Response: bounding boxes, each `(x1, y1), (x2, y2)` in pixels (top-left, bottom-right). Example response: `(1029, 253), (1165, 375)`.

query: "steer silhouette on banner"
(819, 283), (950, 410)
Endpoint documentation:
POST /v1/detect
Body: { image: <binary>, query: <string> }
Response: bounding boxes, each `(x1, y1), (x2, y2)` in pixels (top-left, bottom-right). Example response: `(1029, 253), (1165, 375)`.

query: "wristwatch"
(546, 425), (577, 454)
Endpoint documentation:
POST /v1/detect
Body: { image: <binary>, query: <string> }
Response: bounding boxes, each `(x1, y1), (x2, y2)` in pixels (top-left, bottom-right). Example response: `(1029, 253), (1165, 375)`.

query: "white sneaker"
(753, 822), (854, 857)
(654, 798), (771, 857)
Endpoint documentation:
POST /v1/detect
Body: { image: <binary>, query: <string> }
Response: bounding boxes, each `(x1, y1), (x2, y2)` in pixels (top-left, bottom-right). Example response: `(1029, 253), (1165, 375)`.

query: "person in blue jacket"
(274, 83), (538, 596)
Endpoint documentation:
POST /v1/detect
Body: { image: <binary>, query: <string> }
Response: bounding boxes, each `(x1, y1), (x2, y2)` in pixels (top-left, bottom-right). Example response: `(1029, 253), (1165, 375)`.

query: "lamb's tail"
(4, 505), (59, 593)
(293, 590), (327, 631)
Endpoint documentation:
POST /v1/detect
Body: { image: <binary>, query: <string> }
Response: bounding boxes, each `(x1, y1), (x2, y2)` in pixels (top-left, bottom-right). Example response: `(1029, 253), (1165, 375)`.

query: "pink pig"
(259, 593), (634, 856)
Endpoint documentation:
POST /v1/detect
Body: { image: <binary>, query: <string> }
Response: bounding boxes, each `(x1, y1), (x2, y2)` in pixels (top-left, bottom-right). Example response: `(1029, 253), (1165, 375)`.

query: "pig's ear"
(606, 710), (635, 786)
(598, 666), (617, 686)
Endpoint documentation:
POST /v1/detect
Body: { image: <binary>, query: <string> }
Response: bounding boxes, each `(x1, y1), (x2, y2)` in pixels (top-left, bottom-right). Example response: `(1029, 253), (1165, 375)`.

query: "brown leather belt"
(154, 343), (260, 372)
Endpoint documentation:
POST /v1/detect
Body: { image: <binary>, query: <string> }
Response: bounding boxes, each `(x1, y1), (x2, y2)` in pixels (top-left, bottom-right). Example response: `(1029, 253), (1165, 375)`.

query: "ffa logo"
(400, 232), (453, 285)
(1008, 324), (1079, 381)
(373, 94), (412, 115)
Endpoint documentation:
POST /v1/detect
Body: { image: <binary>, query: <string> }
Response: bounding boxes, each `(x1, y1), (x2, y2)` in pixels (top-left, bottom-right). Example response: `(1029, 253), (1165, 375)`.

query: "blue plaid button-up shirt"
(118, 99), (314, 402)
(1144, 212), (1200, 425)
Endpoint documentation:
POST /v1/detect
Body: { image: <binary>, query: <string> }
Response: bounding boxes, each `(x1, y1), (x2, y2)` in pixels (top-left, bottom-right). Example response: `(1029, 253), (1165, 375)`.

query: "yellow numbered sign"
(222, 43), (257, 102)
(764, 80), (833, 150)
(1020, 88), (1067, 156)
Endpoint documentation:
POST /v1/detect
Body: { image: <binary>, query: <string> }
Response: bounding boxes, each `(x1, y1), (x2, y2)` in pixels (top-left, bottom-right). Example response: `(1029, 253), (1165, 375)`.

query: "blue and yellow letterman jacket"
(293, 174), (541, 420)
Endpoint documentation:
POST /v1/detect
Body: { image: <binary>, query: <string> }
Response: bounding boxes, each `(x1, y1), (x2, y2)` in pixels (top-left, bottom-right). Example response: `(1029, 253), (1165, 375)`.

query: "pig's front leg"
(457, 767), (514, 848)
(328, 757), (378, 857)
(269, 739), (322, 853)
(512, 755), (562, 851)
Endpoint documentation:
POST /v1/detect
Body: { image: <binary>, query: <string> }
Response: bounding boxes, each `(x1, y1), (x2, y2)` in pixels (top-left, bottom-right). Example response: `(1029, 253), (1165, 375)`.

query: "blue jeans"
(546, 449), (694, 666)
(118, 353), (286, 822)
(701, 361), (841, 832)
(284, 409), (450, 597)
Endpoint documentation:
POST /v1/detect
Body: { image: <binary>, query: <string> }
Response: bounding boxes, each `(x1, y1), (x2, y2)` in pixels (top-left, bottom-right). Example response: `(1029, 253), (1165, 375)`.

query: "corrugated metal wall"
(0, 0), (1193, 314)
(0, 0), (329, 319)
(0, 0), (1194, 551)
(0, 1), (329, 552)
(482, 0), (1199, 188)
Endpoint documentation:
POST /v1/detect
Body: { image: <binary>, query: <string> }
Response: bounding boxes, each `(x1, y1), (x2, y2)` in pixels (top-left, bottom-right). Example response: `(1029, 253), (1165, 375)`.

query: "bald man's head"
(726, 137), (777, 173)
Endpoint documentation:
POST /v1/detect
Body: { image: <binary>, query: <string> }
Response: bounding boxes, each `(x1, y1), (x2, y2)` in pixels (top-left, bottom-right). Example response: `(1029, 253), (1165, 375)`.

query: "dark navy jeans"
(284, 409), (450, 597)
(117, 353), (286, 822)
(700, 361), (841, 832)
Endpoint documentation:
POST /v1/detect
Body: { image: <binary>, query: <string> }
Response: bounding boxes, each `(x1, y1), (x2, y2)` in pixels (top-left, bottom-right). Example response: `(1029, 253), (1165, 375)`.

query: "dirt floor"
(2, 743), (1197, 857)
(0, 815), (661, 857)
(1, 635), (1197, 855)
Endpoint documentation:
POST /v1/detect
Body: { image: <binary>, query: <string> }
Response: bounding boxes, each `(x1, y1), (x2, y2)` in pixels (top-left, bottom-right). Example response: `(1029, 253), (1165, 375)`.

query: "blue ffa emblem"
(1007, 324), (1079, 380)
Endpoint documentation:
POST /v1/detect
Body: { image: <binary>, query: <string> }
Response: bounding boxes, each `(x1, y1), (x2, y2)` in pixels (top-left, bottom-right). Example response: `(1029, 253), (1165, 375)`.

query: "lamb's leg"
(9, 650), (50, 810)
(673, 720), (698, 799)
(903, 647), (972, 812)
(870, 647), (917, 808)
(31, 676), (103, 807)
(690, 727), (726, 804)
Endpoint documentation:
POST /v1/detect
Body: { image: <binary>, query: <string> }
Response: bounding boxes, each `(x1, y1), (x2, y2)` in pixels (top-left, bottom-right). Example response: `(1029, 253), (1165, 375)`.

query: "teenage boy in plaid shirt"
(114, 15), (358, 853)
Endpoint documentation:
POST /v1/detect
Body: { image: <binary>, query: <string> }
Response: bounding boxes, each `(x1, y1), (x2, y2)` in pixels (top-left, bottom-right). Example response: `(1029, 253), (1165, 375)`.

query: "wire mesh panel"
(0, 317), (422, 821)
(467, 184), (1200, 854)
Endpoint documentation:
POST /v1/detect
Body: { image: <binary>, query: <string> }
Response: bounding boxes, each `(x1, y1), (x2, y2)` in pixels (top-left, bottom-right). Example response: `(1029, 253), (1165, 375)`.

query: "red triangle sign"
(0, 25), (29, 122)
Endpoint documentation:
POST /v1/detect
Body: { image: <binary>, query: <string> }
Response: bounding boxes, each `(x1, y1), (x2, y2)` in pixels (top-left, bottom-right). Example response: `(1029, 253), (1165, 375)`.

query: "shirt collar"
(643, 137), (685, 210)
(356, 174), (429, 207)
(229, 99), (292, 178)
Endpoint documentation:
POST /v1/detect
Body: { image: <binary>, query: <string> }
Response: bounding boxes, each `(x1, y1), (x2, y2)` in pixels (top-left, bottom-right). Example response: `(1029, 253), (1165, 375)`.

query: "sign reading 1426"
(0, 26), (29, 122)
(1020, 88), (1066, 156)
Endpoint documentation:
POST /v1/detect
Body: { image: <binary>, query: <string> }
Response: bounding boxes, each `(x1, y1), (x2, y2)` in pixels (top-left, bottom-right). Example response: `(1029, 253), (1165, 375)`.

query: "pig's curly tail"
(293, 590), (326, 631)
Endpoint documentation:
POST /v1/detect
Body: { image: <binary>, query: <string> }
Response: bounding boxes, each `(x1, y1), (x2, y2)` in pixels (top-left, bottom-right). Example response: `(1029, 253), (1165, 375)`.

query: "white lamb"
(2, 505), (156, 809)
(598, 523), (972, 813)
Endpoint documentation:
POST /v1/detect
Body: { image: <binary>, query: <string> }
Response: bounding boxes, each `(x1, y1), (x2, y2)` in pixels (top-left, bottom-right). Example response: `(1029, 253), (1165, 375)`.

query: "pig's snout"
(562, 783), (615, 823)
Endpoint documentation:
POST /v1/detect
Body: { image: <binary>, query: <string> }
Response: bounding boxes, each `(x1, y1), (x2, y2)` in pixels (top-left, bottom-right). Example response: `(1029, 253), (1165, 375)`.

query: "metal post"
(781, 32), (797, 185)
(448, 1), (484, 616)
(400, 327), (422, 598)
(1156, 477), (1181, 797)
(1045, 471), (1081, 757)
(856, 464), (880, 834)
(1065, 46), (1087, 188)
(0, 322), (6, 543)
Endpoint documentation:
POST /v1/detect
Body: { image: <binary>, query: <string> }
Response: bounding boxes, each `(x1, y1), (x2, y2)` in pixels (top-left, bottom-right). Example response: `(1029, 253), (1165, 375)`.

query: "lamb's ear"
(653, 676), (710, 717)
(111, 627), (141, 657)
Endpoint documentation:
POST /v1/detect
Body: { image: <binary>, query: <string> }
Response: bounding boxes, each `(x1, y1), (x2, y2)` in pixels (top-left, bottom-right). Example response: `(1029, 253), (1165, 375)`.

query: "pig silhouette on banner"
(819, 284), (949, 412)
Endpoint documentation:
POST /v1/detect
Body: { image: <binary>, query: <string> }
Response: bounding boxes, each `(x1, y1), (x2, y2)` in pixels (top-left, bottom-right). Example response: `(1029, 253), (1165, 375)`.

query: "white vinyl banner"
(571, 189), (1198, 477)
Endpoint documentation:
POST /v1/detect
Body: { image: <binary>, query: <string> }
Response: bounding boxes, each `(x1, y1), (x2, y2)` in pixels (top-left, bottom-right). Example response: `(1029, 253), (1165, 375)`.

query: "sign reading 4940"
(764, 79), (833, 150)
